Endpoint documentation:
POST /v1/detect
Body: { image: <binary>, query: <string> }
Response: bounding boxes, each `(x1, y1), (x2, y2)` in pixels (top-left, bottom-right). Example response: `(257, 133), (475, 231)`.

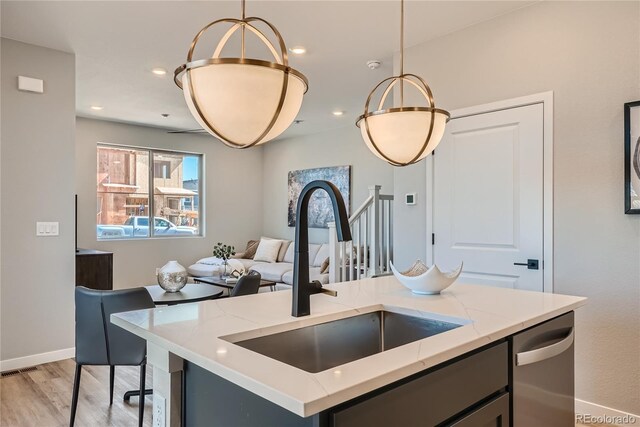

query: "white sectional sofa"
(187, 239), (331, 289)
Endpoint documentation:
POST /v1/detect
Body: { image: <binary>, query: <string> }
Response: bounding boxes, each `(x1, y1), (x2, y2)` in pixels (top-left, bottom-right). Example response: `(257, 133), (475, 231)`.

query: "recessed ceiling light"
(161, 113), (170, 118)
(294, 119), (304, 124)
(289, 46), (306, 55)
(90, 105), (103, 111)
(152, 68), (167, 76)
(332, 111), (345, 117)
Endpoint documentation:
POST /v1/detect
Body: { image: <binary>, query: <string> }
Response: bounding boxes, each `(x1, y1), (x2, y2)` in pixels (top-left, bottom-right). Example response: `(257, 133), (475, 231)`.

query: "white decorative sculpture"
(224, 259), (246, 277)
(390, 260), (463, 295)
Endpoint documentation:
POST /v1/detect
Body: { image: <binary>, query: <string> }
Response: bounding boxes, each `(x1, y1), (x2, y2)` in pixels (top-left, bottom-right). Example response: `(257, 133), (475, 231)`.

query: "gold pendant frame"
(174, 13), (308, 149)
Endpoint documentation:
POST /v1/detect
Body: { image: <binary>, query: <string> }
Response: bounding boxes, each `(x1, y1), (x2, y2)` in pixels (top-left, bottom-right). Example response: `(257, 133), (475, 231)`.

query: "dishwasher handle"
(516, 328), (574, 366)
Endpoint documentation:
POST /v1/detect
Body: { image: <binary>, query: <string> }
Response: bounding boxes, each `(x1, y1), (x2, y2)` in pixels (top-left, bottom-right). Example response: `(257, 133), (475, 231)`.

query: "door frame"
(426, 91), (554, 293)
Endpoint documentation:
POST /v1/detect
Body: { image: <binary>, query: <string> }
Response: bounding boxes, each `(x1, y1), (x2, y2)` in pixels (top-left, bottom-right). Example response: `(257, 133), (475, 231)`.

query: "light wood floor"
(0, 358), (607, 427)
(0, 358), (152, 427)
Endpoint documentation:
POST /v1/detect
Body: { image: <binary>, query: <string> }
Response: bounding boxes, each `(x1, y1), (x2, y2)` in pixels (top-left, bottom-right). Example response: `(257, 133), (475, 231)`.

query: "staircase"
(328, 185), (394, 283)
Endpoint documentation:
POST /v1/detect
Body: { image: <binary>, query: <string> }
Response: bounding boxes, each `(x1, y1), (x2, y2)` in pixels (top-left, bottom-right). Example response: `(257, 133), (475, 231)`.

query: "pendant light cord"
(241, 0), (246, 58)
(400, 0), (404, 106)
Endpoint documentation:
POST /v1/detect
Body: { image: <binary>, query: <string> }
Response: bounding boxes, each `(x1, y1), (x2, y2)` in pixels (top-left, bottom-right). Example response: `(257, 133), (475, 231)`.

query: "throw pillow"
(283, 243), (295, 264)
(243, 240), (259, 259)
(320, 257), (330, 274)
(253, 239), (282, 263)
(261, 237), (289, 262)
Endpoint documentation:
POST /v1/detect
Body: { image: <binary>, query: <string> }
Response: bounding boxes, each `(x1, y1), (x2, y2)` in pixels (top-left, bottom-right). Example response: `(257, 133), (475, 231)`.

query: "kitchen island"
(112, 277), (586, 426)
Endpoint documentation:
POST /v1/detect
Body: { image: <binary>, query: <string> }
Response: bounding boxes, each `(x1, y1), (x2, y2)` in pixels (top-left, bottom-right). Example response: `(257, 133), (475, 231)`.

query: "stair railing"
(328, 185), (394, 283)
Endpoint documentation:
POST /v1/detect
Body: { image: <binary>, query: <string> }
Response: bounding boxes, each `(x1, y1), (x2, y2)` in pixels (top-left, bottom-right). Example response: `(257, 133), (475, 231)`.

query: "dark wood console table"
(76, 249), (113, 290)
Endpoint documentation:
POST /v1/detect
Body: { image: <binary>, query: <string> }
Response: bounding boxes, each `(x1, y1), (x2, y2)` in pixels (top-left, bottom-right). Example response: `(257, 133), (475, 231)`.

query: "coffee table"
(145, 283), (224, 306)
(194, 276), (277, 292)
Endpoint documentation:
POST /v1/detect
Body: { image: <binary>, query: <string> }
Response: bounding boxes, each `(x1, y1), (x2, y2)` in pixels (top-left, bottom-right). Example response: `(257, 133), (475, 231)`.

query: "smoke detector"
(367, 60), (382, 70)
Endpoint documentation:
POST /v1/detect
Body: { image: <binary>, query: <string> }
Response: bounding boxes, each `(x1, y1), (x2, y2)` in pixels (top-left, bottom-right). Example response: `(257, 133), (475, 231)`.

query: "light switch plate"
(36, 222), (59, 236)
(18, 76), (44, 93)
(153, 393), (166, 427)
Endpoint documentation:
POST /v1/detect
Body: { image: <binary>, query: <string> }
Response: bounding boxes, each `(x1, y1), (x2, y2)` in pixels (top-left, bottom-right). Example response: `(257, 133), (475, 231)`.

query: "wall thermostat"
(405, 193), (416, 205)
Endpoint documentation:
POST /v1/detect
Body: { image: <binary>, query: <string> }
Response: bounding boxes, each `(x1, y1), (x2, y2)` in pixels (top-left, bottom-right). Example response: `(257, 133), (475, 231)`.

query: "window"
(97, 144), (203, 239)
(154, 161), (172, 179)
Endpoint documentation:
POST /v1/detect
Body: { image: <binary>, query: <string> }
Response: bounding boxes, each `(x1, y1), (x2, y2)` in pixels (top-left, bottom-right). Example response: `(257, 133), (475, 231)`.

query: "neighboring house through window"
(96, 143), (204, 239)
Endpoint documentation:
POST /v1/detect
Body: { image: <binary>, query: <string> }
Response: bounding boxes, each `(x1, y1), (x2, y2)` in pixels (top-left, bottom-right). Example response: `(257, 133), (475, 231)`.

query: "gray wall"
(261, 126), (394, 243)
(393, 1), (639, 413)
(1, 39), (76, 360)
(76, 118), (264, 289)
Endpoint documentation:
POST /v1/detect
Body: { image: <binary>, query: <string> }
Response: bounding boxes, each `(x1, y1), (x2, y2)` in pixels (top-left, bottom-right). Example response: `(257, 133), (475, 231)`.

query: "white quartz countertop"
(112, 277), (586, 417)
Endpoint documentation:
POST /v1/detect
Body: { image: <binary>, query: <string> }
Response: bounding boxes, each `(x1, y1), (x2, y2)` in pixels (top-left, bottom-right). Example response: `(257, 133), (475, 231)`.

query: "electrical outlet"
(153, 393), (166, 427)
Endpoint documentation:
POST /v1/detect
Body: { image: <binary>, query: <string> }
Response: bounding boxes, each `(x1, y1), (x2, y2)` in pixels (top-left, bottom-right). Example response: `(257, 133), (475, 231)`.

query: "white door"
(431, 103), (544, 292)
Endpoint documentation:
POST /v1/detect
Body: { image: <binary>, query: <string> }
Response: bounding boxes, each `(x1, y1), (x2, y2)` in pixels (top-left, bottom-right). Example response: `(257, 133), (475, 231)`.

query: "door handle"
(516, 328), (574, 366)
(514, 259), (539, 270)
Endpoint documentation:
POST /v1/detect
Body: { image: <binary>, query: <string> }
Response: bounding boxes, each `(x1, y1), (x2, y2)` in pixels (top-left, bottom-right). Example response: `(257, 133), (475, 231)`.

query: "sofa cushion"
(250, 262), (293, 282)
(283, 243), (324, 264)
(262, 237), (291, 262)
(320, 257), (330, 274)
(278, 240), (292, 262)
(235, 258), (259, 270)
(283, 243), (295, 264)
(243, 240), (259, 259)
(194, 256), (221, 265)
(313, 244), (330, 267)
(282, 267), (328, 286)
(188, 258), (253, 277)
(254, 238), (282, 263)
(308, 244), (322, 265)
(187, 262), (220, 277)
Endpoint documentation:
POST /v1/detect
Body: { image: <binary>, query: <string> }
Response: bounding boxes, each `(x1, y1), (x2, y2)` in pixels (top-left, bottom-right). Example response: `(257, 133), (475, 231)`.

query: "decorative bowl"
(390, 260), (463, 295)
(157, 260), (188, 292)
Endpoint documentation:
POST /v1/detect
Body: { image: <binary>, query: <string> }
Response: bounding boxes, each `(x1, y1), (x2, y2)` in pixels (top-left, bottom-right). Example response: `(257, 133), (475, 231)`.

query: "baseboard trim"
(1, 347), (75, 372)
(576, 399), (639, 426)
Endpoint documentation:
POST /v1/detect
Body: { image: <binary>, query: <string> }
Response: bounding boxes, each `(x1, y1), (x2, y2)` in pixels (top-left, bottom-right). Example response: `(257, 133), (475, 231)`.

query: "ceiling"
(1, 1), (535, 140)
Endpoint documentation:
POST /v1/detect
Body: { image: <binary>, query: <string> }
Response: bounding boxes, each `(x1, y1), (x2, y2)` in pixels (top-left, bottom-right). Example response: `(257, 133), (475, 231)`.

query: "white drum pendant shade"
(175, 7), (308, 149)
(359, 110), (448, 165)
(183, 63), (306, 146)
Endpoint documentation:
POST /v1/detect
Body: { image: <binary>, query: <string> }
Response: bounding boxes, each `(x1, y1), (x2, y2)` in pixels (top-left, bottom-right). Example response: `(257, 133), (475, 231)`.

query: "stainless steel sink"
(230, 310), (463, 373)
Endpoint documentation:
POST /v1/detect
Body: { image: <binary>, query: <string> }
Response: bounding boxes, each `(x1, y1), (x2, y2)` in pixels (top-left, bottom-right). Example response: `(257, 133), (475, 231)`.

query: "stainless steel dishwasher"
(512, 311), (575, 426)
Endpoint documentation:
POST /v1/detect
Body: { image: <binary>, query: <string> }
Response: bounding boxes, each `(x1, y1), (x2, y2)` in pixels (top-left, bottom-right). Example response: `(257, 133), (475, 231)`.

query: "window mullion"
(199, 154), (204, 237)
(149, 148), (154, 238)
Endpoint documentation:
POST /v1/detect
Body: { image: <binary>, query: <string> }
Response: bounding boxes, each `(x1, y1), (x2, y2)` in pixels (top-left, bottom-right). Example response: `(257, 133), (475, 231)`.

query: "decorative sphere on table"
(157, 260), (188, 292)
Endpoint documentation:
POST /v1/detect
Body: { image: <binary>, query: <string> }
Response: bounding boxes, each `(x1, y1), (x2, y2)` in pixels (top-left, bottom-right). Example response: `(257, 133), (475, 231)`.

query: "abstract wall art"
(288, 166), (351, 228)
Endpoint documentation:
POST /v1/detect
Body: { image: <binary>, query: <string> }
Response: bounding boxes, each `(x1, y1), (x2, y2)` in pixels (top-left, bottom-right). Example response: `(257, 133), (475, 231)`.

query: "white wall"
(1, 39), (76, 361)
(76, 118), (264, 289)
(261, 126), (394, 243)
(394, 1), (640, 414)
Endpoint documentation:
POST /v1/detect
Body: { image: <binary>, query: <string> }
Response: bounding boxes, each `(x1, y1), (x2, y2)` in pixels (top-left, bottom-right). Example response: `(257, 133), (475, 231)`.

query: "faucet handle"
(310, 280), (338, 297)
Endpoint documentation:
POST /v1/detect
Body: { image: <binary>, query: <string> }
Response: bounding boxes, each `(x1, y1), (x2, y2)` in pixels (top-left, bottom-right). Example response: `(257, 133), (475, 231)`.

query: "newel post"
(369, 185), (382, 276)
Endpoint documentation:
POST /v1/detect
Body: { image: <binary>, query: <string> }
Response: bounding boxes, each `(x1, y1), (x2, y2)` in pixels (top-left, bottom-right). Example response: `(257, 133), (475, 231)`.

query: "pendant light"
(356, 0), (450, 166)
(174, 0), (308, 149)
